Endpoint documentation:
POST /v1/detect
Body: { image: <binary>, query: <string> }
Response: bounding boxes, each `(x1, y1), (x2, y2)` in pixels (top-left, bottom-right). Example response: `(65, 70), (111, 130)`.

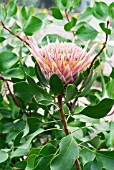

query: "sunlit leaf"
(64, 17), (77, 31)
(78, 98), (114, 118)
(0, 51), (18, 71)
(51, 135), (79, 170)
(92, 2), (108, 20)
(0, 150), (8, 163)
(50, 7), (63, 20)
(23, 16), (42, 35)
(76, 25), (98, 40)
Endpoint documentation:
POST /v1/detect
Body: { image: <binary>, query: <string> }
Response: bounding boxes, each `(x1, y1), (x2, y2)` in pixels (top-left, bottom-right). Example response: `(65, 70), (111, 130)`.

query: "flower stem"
(58, 93), (81, 170)
(58, 94), (69, 135)
(75, 159), (81, 170)
(65, 9), (75, 37)
(87, 20), (110, 77)
(1, 21), (30, 46)
(0, 75), (24, 115)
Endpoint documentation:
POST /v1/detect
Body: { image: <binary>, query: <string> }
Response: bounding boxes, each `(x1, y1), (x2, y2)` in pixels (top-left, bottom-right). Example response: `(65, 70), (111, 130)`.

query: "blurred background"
(0, 0), (113, 11)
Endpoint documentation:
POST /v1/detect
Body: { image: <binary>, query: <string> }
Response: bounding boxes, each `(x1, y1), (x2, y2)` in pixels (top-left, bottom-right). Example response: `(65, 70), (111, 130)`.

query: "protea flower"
(28, 38), (97, 86)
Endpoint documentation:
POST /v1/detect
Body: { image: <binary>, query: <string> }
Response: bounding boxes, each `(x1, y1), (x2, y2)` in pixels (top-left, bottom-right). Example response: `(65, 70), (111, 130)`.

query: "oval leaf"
(0, 51), (18, 71)
(23, 16), (42, 36)
(78, 98), (114, 118)
(35, 63), (49, 86)
(0, 150), (8, 163)
(106, 78), (114, 99)
(64, 17), (77, 31)
(7, 0), (17, 16)
(99, 22), (111, 35)
(49, 73), (64, 96)
(79, 73), (97, 97)
(50, 7), (63, 20)
(51, 134), (79, 170)
(65, 84), (78, 102)
(0, 36), (5, 43)
(76, 25), (98, 41)
(108, 2), (114, 19)
(26, 155), (37, 170)
(3, 68), (24, 79)
(21, 5), (29, 20)
(92, 2), (108, 21)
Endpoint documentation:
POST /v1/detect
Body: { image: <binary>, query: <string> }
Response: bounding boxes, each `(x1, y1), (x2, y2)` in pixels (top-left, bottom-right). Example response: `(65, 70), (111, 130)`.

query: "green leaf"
(106, 45), (114, 58)
(14, 82), (34, 102)
(89, 136), (101, 149)
(50, 7), (63, 20)
(73, 73), (83, 87)
(64, 17), (77, 31)
(18, 128), (44, 149)
(100, 70), (105, 97)
(23, 16), (42, 36)
(91, 160), (102, 170)
(26, 75), (51, 100)
(96, 150), (114, 159)
(49, 73), (64, 96)
(0, 51), (18, 71)
(73, 0), (81, 7)
(96, 154), (114, 170)
(28, 148), (41, 156)
(0, 109), (12, 118)
(51, 134), (79, 170)
(40, 143), (57, 156)
(76, 25), (98, 41)
(109, 122), (114, 147)
(35, 13), (47, 20)
(79, 73), (97, 97)
(27, 117), (42, 133)
(78, 7), (92, 21)
(78, 98), (114, 118)
(21, 6), (29, 20)
(0, 8), (6, 21)
(28, 5), (34, 15)
(54, 0), (65, 9)
(0, 36), (5, 43)
(35, 63), (49, 86)
(3, 68), (24, 79)
(92, 2), (108, 20)
(80, 148), (96, 164)
(11, 146), (31, 158)
(14, 76), (51, 102)
(108, 2), (114, 19)
(34, 155), (53, 170)
(80, 67), (93, 90)
(99, 22), (111, 34)
(61, 0), (68, 7)
(25, 154), (37, 170)
(15, 161), (27, 169)
(106, 78), (114, 99)
(0, 150), (8, 163)
(65, 84), (78, 102)
(7, 95), (20, 119)
(110, 68), (114, 79)
(11, 22), (21, 33)
(14, 131), (24, 147)
(7, 0), (17, 16)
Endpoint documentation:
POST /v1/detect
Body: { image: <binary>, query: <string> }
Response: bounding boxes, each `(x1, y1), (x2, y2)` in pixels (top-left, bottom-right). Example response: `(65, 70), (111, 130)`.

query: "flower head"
(28, 38), (97, 86)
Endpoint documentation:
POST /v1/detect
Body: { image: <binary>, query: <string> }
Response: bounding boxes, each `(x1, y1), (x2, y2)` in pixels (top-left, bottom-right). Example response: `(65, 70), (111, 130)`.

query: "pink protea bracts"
(28, 39), (97, 86)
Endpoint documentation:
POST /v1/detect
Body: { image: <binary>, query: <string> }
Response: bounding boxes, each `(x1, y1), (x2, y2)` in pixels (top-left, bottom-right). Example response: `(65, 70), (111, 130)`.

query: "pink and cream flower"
(28, 39), (97, 86)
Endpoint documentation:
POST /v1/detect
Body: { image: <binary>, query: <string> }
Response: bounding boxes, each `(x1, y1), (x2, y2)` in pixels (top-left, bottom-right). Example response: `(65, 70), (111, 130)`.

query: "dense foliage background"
(0, 0), (114, 169)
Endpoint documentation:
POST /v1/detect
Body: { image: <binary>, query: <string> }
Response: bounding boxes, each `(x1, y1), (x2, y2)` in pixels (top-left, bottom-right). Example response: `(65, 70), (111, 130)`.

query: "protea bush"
(0, 0), (114, 170)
